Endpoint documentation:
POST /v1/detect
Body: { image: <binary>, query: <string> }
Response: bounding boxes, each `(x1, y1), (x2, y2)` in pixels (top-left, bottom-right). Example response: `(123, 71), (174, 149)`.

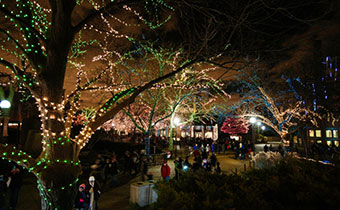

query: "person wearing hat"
(74, 184), (87, 210)
(86, 176), (101, 210)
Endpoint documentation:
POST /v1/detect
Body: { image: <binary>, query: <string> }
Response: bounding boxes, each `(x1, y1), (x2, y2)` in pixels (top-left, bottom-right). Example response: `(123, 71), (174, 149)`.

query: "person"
(278, 144), (284, 157)
(140, 156), (148, 181)
(175, 158), (183, 180)
(210, 153), (217, 168)
(8, 165), (22, 210)
(0, 175), (6, 210)
(107, 155), (119, 187)
(124, 151), (133, 175)
(74, 184), (87, 210)
(191, 158), (200, 172)
(264, 144), (269, 153)
(132, 150), (141, 176)
(215, 162), (221, 174)
(161, 160), (170, 182)
(90, 154), (105, 185)
(183, 156), (191, 171)
(86, 176), (101, 210)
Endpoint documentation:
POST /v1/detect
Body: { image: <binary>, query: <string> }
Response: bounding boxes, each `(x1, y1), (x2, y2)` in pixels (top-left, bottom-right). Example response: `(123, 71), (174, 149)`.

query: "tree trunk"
(38, 182), (77, 210)
(144, 131), (151, 157)
(169, 125), (174, 151)
(37, 163), (80, 210)
(2, 117), (9, 139)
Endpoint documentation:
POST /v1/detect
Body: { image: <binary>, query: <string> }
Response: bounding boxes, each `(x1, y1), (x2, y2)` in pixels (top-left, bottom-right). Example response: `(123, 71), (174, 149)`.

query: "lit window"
(293, 136), (298, 143)
(335, 141), (339, 147)
(315, 130), (321, 137)
(309, 130), (314, 137)
(327, 141), (332, 146)
(326, 130), (332, 138)
(333, 130), (338, 138)
(317, 140), (322, 144)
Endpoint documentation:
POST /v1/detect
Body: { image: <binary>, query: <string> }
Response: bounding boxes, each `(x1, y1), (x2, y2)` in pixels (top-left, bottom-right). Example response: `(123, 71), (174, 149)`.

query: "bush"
(148, 158), (340, 210)
(254, 151), (282, 169)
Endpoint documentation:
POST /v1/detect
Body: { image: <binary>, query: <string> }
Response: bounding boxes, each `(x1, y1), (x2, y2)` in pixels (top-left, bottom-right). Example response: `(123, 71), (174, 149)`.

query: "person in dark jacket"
(86, 176), (101, 210)
(215, 162), (222, 174)
(8, 165), (22, 210)
(108, 155), (119, 187)
(74, 184), (87, 210)
(0, 175), (7, 210)
(140, 156), (148, 181)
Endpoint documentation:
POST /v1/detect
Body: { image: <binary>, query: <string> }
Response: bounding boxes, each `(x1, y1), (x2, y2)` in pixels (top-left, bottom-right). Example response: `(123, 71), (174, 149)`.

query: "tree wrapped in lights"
(221, 117), (249, 134)
(0, 1), (200, 209)
(106, 60), (228, 153)
(230, 72), (324, 144)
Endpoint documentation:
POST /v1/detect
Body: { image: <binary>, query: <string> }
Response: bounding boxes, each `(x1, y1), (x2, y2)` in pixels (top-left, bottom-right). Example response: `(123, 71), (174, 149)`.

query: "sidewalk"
(98, 153), (249, 209)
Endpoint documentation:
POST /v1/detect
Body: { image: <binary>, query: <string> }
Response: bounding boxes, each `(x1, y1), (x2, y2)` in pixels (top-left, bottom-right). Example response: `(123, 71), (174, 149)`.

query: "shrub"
(254, 151), (282, 169)
(149, 158), (340, 210)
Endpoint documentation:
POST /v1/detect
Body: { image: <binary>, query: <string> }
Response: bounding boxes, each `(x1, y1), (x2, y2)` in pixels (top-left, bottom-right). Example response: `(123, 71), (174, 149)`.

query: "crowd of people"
(311, 142), (340, 161)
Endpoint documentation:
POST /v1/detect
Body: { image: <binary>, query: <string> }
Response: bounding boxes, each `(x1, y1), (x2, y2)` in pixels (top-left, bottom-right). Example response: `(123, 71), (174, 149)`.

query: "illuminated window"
(326, 130), (332, 138)
(327, 141), (332, 146)
(333, 130), (339, 138)
(293, 136), (298, 143)
(315, 130), (321, 137)
(309, 130), (314, 137)
(335, 141), (339, 147)
(317, 140), (322, 144)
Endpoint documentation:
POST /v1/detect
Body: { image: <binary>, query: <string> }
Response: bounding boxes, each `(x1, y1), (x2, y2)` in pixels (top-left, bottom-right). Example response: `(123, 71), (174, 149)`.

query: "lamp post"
(249, 117), (256, 146)
(171, 116), (181, 156)
(0, 99), (11, 143)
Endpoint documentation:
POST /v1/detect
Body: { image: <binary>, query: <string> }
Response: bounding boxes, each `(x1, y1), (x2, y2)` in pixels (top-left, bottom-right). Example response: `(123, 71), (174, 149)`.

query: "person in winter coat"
(108, 155), (119, 187)
(140, 156), (148, 181)
(86, 176), (101, 210)
(0, 175), (6, 210)
(161, 160), (170, 182)
(8, 165), (22, 210)
(74, 184), (88, 210)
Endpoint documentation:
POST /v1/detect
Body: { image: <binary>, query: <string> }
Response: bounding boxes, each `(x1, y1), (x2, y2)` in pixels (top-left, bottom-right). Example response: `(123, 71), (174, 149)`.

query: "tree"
(0, 0), (330, 209)
(0, 1), (197, 209)
(228, 71), (326, 145)
(221, 117), (249, 135)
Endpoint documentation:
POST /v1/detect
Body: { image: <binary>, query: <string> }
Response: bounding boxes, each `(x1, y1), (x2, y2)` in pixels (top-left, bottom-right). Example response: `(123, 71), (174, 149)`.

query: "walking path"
(99, 153), (248, 209)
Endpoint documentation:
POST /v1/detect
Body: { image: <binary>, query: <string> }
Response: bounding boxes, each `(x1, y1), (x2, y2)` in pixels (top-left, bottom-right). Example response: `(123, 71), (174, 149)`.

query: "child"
(74, 184), (87, 210)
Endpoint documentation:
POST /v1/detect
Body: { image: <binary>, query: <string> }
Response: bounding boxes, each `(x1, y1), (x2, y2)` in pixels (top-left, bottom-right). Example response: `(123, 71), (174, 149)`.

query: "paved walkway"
(99, 153), (249, 209)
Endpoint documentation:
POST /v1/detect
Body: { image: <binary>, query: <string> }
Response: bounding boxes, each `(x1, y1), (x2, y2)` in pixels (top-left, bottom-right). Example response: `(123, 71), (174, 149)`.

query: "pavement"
(99, 152), (249, 210)
(1, 152), (249, 210)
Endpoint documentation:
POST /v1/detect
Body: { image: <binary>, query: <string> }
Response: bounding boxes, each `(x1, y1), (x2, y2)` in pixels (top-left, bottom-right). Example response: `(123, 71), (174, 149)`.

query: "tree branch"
(0, 59), (41, 98)
(72, 0), (136, 33)
(0, 7), (46, 44)
(89, 58), (200, 129)
(0, 144), (36, 170)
